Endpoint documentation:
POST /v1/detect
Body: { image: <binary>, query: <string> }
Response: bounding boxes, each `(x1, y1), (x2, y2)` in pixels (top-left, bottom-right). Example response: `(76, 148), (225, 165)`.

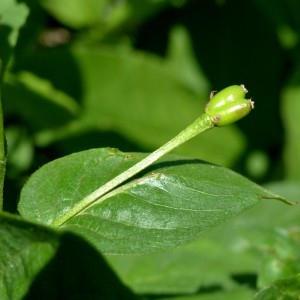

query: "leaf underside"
(18, 148), (285, 254)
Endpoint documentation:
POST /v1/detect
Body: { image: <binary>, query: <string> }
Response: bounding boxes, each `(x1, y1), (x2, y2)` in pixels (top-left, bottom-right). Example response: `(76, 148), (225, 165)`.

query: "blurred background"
(3, 0), (300, 213)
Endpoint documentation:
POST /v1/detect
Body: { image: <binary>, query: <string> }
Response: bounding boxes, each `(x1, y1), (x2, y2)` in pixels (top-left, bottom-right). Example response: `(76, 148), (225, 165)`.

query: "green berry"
(205, 85), (254, 126)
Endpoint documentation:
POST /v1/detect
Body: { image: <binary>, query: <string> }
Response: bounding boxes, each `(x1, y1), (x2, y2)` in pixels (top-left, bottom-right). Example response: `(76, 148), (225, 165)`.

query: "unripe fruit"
(205, 85), (254, 126)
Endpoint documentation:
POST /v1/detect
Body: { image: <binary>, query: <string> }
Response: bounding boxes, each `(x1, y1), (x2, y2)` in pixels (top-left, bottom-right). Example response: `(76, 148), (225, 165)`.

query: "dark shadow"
(12, 46), (83, 105)
(139, 156), (211, 174)
(31, 129), (148, 178)
(181, 0), (285, 152)
(231, 273), (257, 289)
(48, 129), (147, 158)
(2, 81), (78, 131)
(123, 156), (212, 187)
(24, 231), (137, 300)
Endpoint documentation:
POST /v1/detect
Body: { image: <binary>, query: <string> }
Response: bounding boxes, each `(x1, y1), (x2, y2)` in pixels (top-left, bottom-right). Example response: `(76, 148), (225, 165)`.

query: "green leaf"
(0, 0), (29, 74)
(73, 46), (246, 166)
(106, 237), (257, 295)
(18, 148), (287, 254)
(166, 26), (210, 97)
(282, 84), (300, 181)
(0, 212), (135, 299)
(253, 273), (300, 300)
(0, 0), (28, 209)
(153, 288), (254, 300)
(99, 0), (176, 36)
(257, 228), (300, 288)
(3, 71), (80, 131)
(17, 45), (245, 166)
(5, 126), (34, 174)
(105, 181), (299, 295)
(264, 181), (300, 211)
(0, 212), (59, 299)
(40, 0), (109, 29)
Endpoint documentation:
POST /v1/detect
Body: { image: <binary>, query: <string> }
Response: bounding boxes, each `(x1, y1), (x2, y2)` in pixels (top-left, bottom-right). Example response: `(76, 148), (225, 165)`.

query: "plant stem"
(52, 113), (214, 227)
(0, 63), (6, 210)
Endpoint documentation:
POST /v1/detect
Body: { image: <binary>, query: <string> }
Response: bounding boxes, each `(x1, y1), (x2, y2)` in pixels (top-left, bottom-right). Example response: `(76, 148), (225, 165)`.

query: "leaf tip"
(261, 194), (297, 206)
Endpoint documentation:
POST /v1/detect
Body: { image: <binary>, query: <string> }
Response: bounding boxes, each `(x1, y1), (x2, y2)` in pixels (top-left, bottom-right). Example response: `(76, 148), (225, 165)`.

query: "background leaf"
(40, 0), (109, 29)
(152, 288), (254, 300)
(14, 193), (297, 298)
(282, 71), (300, 181)
(0, 0), (29, 209)
(18, 148), (287, 254)
(3, 71), (79, 131)
(103, 181), (300, 296)
(11, 44), (246, 166)
(0, 0), (29, 74)
(0, 212), (135, 300)
(0, 212), (59, 299)
(253, 273), (300, 300)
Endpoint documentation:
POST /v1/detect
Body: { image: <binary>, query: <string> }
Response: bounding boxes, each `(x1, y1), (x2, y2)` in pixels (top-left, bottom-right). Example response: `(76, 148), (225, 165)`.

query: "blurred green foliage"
(1, 0), (300, 298)
(3, 0), (300, 211)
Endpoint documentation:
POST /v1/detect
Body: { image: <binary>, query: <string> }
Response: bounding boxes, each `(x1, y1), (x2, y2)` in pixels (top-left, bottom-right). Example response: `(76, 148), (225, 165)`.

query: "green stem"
(52, 113), (214, 227)
(0, 62), (6, 210)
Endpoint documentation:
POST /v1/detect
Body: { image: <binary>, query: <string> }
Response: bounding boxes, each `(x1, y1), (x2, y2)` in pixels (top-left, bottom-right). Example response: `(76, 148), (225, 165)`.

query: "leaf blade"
(19, 148), (287, 254)
(0, 212), (59, 299)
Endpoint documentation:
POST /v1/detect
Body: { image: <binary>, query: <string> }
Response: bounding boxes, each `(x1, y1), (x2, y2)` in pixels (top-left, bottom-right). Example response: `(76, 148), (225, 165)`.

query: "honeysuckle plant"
(1, 1), (299, 299)
(15, 84), (292, 256)
(29, 84), (255, 228)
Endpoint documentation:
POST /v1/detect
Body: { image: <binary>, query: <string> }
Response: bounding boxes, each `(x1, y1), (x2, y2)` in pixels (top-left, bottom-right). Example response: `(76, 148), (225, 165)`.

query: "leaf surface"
(0, 213), (59, 299)
(106, 182), (300, 294)
(0, 212), (135, 299)
(18, 148), (287, 254)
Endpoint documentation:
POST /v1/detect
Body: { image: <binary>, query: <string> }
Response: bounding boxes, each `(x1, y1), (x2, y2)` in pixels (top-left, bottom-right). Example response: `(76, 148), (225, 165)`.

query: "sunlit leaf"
(106, 182), (300, 294)
(18, 148), (287, 254)
(40, 0), (109, 29)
